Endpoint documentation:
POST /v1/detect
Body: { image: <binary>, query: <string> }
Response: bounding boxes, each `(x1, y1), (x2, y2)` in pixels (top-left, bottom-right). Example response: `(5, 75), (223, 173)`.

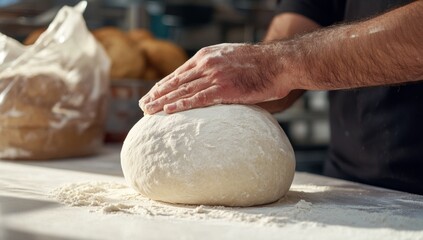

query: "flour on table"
(51, 181), (423, 230)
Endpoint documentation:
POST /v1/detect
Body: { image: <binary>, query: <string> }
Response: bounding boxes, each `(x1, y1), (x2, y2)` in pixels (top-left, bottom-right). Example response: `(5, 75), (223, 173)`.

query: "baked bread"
(141, 64), (162, 81)
(127, 28), (158, 80)
(24, 27), (187, 82)
(0, 72), (107, 160)
(0, 124), (104, 160)
(136, 39), (188, 77)
(93, 27), (146, 79)
(127, 29), (154, 43)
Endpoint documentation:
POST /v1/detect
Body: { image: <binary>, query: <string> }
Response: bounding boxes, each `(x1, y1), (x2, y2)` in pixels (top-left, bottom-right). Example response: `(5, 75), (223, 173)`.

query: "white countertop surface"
(1, 145), (423, 240)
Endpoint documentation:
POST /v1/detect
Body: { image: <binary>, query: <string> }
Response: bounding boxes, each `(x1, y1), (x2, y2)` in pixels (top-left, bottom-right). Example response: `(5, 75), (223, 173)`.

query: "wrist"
(261, 40), (311, 95)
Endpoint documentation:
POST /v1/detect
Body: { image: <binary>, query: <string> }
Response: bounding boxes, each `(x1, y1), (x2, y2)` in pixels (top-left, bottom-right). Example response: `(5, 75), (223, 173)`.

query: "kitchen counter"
(1, 145), (423, 240)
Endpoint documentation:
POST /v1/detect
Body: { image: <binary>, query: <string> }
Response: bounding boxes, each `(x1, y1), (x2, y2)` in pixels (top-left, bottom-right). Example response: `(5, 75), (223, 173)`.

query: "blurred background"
(0, 0), (329, 174)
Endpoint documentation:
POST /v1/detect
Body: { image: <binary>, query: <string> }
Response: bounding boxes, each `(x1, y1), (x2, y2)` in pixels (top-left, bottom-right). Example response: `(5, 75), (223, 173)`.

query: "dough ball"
(136, 39), (188, 76)
(93, 27), (146, 79)
(121, 104), (295, 207)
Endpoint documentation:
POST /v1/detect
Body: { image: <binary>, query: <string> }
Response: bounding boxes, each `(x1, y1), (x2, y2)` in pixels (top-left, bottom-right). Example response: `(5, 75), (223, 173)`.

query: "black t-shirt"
(277, 0), (423, 195)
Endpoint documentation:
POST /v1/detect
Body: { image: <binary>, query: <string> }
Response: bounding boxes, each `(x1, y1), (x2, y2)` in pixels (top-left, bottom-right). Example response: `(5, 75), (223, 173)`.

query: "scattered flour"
(51, 181), (423, 232)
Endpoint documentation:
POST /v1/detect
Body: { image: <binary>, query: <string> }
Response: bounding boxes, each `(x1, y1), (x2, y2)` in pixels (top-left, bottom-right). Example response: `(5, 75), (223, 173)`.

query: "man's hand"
(140, 43), (292, 114)
(140, 0), (423, 115)
(140, 13), (319, 115)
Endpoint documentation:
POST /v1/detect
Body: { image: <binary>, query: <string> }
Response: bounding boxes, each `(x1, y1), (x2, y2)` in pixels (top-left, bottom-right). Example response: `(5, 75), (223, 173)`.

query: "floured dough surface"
(120, 104), (295, 207)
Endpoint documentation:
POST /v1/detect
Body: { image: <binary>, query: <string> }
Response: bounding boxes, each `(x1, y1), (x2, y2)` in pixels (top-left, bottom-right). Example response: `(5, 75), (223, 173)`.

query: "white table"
(1, 145), (423, 240)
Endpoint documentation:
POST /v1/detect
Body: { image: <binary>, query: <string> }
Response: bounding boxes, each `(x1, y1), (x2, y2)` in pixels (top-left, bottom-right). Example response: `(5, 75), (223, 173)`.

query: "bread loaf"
(0, 3), (110, 160)
(93, 27), (146, 80)
(136, 39), (188, 77)
(24, 27), (188, 82)
(0, 72), (107, 160)
(127, 29), (154, 42)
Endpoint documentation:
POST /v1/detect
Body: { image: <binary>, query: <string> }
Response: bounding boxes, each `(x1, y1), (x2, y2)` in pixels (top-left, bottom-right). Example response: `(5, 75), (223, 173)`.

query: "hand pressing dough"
(121, 104), (295, 207)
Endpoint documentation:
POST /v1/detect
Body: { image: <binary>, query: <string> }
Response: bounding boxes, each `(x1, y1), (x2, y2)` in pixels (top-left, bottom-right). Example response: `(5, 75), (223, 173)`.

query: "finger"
(163, 86), (222, 114)
(139, 81), (161, 105)
(143, 77), (212, 115)
(140, 67), (202, 108)
(139, 61), (195, 106)
(160, 57), (197, 84)
(139, 77), (170, 104)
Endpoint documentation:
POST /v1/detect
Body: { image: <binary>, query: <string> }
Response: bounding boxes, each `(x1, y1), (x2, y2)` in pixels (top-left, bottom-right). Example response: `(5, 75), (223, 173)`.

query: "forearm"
(259, 13), (320, 113)
(264, 13), (321, 42)
(274, 1), (423, 91)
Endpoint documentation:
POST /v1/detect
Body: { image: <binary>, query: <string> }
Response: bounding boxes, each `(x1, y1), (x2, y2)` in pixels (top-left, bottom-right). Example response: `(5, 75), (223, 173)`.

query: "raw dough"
(120, 104), (295, 207)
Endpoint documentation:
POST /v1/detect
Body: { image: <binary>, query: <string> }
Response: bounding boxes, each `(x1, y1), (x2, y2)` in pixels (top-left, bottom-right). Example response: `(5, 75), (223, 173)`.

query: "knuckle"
(154, 81), (161, 88)
(151, 90), (160, 99)
(213, 84), (225, 92)
(195, 92), (208, 104)
(180, 85), (191, 96)
(178, 99), (189, 109)
(201, 57), (216, 68)
(161, 94), (170, 102)
(211, 76), (227, 87)
(196, 48), (207, 57)
(198, 47), (211, 55)
(169, 77), (180, 88)
(210, 69), (223, 80)
(181, 87), (190, 96)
